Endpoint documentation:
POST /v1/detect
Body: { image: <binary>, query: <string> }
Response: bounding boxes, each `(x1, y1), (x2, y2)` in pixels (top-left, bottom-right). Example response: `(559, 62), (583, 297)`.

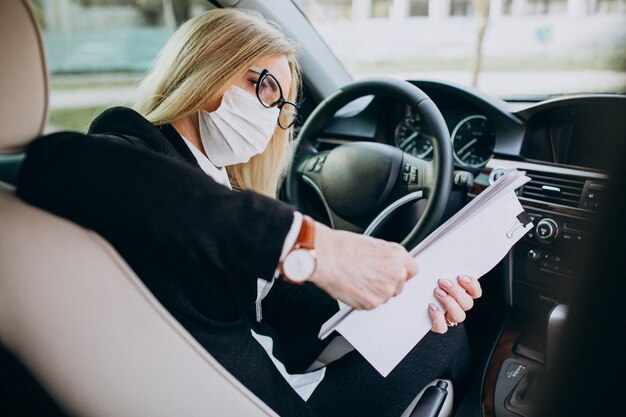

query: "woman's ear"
(204, 95), (223, 113)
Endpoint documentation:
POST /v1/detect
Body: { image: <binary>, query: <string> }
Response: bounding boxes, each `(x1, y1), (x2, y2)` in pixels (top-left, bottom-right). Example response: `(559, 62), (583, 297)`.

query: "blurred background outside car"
(31, 0), (626, 132)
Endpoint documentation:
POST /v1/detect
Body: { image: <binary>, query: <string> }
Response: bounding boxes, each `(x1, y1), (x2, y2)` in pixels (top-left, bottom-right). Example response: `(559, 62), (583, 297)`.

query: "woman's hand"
(428, 275), (482, 334)
(309, 222), (419, 310)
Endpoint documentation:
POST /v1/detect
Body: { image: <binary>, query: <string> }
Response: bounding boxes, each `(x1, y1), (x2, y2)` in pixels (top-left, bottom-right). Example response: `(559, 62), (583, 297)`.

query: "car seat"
(0, 1), (278, 415)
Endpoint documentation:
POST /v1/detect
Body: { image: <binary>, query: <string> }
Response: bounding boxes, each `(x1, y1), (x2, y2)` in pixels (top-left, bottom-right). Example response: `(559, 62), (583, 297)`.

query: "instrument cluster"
(394, 106), (496, 169)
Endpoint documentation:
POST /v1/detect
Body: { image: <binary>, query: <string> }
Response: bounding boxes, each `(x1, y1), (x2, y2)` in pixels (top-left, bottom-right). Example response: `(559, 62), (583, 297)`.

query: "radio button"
(536, 218), (559, 240)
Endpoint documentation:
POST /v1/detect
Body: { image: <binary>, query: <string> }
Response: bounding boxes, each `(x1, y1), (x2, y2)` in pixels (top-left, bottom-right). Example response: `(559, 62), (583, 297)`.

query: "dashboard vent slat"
(521, 170), (586, 208)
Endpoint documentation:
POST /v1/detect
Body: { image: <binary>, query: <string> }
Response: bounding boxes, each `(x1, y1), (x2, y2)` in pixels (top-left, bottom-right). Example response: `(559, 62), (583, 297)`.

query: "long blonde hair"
(134, 9), (301, 197)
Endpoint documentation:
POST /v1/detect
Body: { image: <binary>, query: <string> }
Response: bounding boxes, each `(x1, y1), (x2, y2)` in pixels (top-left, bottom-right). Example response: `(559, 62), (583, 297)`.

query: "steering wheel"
(287, 77), (453, 249)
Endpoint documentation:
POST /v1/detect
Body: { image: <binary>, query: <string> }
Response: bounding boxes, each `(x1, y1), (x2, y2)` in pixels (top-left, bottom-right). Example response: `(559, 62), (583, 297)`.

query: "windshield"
(294, 0), (626, 98)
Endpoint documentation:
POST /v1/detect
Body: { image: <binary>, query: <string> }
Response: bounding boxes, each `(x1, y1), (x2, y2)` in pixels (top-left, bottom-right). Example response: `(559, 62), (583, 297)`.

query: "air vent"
(521, 171), (586, 208)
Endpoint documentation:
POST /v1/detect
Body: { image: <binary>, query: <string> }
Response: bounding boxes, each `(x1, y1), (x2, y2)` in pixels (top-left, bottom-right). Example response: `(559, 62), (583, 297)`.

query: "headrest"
(0, 0), (49, 155)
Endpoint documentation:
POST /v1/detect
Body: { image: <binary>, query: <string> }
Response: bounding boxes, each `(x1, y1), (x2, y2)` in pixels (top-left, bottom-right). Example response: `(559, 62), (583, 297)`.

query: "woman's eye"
(267, 78), (278, 92)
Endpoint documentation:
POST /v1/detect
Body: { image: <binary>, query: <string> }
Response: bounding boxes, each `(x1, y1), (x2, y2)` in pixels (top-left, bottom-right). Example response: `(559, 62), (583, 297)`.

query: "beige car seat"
(0, 1), (276, 415)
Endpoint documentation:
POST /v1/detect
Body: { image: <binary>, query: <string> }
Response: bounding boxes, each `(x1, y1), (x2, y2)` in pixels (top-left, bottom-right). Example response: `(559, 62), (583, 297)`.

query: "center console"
(481, 162), (606, 319)
(512, 205), (594, 317)
(474, 159), (607, 417)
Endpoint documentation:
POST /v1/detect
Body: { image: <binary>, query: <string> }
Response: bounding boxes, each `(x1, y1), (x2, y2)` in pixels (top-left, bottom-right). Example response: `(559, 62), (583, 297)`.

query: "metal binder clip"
(506, 212), (532, 239)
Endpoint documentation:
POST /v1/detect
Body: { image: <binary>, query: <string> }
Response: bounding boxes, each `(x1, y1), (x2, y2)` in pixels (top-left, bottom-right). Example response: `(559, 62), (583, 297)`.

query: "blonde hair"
(134, 9), (301, 197)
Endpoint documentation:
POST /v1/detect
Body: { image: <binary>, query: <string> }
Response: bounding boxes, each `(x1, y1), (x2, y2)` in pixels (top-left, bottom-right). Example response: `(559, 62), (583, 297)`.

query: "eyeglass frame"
(249, 66), (299, 130)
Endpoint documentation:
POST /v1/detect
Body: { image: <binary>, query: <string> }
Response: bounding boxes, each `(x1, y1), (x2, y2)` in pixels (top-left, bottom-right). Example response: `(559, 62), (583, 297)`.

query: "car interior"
(1, 0), (625, 416)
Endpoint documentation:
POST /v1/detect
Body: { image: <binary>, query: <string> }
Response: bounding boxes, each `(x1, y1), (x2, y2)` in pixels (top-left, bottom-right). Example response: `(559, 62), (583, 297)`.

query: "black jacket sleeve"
(16, 131), (296, 323)
(261, 280), (340, 334)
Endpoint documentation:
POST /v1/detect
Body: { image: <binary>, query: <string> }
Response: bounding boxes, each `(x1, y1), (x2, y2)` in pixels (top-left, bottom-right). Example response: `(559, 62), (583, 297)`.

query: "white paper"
(319, 169), (533, 377)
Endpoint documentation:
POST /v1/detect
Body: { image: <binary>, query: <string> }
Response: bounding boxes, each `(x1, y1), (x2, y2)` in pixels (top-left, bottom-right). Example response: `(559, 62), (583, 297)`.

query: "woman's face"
(205, 54), (292, 113)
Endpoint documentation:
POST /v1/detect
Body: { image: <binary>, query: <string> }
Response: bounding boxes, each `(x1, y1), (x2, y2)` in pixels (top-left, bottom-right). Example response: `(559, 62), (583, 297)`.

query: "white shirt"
(183, 136), (231, 189)
(181, 136), (325, 400)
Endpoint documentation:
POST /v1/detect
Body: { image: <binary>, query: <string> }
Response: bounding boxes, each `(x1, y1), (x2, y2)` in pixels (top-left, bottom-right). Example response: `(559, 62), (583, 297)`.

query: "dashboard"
(307, 80), (626, 318)
(314, 81), (625, 174)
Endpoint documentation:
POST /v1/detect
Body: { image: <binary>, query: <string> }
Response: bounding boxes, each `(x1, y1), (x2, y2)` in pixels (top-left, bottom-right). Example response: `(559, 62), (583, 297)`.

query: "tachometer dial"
(451, 115), (495, 168)
(394, 112), (432, 159)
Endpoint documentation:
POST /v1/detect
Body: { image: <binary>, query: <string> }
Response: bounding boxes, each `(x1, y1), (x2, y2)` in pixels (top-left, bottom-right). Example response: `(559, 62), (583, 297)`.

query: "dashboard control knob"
(489, 168), (507, 184)
(527, 250), (539, 260)
(536, 218), (559, 240)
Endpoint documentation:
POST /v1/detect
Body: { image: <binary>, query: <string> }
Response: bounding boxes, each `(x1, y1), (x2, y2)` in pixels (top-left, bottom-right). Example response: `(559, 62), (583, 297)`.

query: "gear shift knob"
(546, 304), (568, 371)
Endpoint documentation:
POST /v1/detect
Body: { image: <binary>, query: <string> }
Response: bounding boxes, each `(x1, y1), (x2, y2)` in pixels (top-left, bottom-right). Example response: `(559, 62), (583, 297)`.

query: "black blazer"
(17, 106), (338, 416)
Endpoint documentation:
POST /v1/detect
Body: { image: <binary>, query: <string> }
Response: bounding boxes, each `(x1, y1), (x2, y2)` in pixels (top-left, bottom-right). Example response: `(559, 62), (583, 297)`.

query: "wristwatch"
(281, 215), (317, 284)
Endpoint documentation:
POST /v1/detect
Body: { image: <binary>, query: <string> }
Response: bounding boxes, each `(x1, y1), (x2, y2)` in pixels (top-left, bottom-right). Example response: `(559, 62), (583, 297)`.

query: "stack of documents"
(319, 169), (533, 376)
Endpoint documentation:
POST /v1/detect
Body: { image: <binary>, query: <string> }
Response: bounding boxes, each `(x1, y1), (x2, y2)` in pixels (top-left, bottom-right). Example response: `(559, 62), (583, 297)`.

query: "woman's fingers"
(438, 278), (474, 311)
(429, 275), (482, 330)
(434, 287), (466, 323)
(457, 275), (482, 299)
(429, 303), (448, 334)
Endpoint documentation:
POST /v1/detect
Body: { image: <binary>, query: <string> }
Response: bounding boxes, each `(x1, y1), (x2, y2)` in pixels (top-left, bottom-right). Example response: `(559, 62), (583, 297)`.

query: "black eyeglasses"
(250, 66), (299, 130)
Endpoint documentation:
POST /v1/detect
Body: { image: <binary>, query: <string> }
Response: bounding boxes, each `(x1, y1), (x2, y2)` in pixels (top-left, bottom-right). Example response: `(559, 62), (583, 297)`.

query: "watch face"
(283, 249), (316, 282)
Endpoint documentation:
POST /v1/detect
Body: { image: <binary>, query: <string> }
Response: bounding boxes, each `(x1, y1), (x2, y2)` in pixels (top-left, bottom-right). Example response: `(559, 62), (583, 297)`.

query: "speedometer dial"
(394, 112), (432, 159)
(451, 115), (495, 168)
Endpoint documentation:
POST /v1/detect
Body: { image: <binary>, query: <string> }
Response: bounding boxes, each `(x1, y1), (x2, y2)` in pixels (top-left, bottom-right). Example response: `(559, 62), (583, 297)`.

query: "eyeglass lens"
(256, 72), (298, 129)
(278, 102), (298, 129)
(257, 73), (281, 107)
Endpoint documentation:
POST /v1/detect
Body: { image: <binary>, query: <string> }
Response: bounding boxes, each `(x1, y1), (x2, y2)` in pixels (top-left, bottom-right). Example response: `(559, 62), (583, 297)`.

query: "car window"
(294, 0), (626, 98)
(30, 0), (216, 133)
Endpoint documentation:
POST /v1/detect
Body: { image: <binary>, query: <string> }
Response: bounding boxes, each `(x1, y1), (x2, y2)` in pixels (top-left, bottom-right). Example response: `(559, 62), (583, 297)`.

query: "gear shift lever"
(495, 304), (569, 417)
(546, 304), (568, 371)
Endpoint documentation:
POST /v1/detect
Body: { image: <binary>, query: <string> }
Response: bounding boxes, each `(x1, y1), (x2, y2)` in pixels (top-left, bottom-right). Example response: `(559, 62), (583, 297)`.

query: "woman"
(133, 8), (300, 198)
(17, 8), (481, 417)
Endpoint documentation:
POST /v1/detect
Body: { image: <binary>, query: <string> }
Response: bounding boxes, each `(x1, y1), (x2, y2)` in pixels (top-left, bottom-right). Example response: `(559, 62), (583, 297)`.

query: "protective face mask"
(198, 85), (279, 167)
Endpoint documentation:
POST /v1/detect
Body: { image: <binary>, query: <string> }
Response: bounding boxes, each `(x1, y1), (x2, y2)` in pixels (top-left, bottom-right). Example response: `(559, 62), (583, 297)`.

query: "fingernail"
(429, 303), (438, 311)
(435, 288), (447, 298)
(458, 275), (472, 284)
(439, 278), (452, 288)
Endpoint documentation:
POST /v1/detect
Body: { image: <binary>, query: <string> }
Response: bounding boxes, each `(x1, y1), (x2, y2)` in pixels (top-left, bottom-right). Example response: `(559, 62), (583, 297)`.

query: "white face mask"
(198, 85), (279, 167)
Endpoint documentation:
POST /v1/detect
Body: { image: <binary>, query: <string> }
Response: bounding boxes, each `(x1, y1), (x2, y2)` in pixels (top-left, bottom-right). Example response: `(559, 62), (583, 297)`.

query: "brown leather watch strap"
(295, 215), (315, 250)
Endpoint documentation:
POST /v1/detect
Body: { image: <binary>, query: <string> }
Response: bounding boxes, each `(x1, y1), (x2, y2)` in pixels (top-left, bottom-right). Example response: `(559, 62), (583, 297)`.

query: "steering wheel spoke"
(300, 172), (365, 232)
(297, 151), (359, 232)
